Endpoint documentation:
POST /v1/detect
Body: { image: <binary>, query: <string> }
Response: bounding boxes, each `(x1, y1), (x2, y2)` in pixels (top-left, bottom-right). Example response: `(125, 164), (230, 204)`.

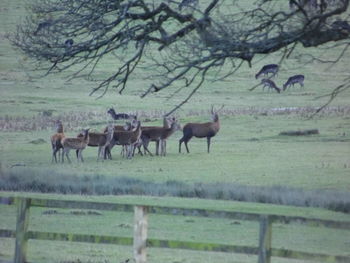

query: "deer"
(77, 125), (114, 161)
(255, 64), (279, 79)
(178, 0), (198, 10)
(179, 105), (223, 154)
(261, 79), (281, 93)
(283, 75), (305, 91)
(103, 122), (134, 159)
(50, 120), (65, 163)
(107, 108), (137, 121)
(139, 116), (173, 155)
(112, 120), (143, 159)
(61, 128), (90, 163)
(141, 118), (181, 156)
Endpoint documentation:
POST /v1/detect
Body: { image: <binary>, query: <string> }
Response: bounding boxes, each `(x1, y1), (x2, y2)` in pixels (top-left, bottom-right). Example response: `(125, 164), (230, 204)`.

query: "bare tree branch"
(9, 0), (350, 113)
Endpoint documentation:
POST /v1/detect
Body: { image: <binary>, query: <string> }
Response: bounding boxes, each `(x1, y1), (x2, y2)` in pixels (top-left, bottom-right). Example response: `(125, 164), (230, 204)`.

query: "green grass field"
(0, 0), (350, 262)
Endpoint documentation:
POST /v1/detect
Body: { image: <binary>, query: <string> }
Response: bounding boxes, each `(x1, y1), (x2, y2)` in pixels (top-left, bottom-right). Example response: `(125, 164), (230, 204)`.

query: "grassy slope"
(0, 0), (350, 262)
(0, 1), (349, 191)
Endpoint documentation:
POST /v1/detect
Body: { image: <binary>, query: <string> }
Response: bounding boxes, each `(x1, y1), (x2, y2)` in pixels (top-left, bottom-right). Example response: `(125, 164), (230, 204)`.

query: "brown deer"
(61, 128), (90, 163)
(141, 118), (181, 156)
(261, 78), (281, 93)
(140, 117), (173, 155)
(104, 122), (134, 159)
(283, 75), (305, 91)
(77, 125), (114, 160)
(112, 120), (143, 159)
(50, 120), (65, 163)
(255, 64), (279, 79)
(179, 106), (223, 154)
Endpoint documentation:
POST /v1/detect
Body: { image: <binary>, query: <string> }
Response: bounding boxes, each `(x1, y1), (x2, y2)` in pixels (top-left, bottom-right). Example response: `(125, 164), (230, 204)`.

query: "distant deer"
(77, 126), (114, 160)
(50, 120), (65, 163)
(179, 0), (198, 10)
(255, 64), (279, 79)
(61, 128), (90, 163)
(261, 79), (281, 93)
(283, 74), (305, 91)
(112, 120), (143, 159)
(107, 108), (137, 120)
(141, 118), (181, 156)
(179, 106), (223, 154)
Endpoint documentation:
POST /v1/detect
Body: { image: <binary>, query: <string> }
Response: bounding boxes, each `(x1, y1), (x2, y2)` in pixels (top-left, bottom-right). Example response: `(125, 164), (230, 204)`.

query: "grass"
(1, 0), (350, 262)
(1, 192), (350, 262)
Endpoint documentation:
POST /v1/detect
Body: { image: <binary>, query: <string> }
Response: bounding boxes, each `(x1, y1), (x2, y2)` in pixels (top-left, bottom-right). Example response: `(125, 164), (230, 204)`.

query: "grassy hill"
(0, 0), (350, 262)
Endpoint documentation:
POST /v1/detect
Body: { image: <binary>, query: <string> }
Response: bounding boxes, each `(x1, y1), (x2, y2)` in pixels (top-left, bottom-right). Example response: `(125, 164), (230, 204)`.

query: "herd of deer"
(255, 64), (305, 93)
(50, 106), (224, 163)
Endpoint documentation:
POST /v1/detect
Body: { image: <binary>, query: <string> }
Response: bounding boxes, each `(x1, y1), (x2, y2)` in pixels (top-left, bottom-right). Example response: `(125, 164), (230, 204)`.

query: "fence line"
(0, 196), (349, 263)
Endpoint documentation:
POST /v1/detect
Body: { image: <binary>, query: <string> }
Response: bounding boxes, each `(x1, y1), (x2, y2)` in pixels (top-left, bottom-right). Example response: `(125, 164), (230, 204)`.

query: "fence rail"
(0, 196), (349, 263)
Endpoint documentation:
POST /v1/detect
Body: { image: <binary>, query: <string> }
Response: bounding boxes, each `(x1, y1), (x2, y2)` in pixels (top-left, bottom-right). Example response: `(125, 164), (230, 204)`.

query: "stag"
(179, 106), (223, 154)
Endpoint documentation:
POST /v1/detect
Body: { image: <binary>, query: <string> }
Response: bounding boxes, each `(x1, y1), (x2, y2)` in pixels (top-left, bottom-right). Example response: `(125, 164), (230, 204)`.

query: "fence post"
(258, 215), (272, 263)
(133, 206), (148, 263)
(14, 198), (31, 263)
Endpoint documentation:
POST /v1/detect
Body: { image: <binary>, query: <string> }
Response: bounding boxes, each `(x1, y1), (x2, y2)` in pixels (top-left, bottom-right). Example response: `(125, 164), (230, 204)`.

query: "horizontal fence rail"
(0, 196), (350, 263)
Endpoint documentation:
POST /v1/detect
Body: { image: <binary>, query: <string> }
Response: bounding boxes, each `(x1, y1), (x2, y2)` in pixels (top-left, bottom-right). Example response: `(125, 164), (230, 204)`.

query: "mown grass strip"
(3, 229), (349, 263)
(271, 248), (350, 263)
(3, 196), (350, 230)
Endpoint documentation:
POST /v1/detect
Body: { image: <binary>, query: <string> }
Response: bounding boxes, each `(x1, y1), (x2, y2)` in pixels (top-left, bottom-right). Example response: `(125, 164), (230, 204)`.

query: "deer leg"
(97, 147), (102, 161)
(137, 145), (143, 156)
(61, 148), (65, 163)
(127, 145), (133, 159)
(79, 150), (84, 162)
(106, 146), (112, 160)
(179, 136), (185, 153)
(142, 137), (150, 155)
(52, 147), (57, 163)
(143, 144), (153, 156)
(184, 141), (190, 153)
(207, 137), (211, 153)
(155, 140), (160, 155)
(132, 144), (137, 157)
(162, 140), (167, 156)
(58, 148), (62, 162)
(65, 149), (72, 163)
(77, 149), (81, 162)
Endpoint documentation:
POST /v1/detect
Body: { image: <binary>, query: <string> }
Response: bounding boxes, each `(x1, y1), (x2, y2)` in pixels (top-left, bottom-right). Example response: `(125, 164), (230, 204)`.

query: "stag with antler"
(179, 105), (224, 153)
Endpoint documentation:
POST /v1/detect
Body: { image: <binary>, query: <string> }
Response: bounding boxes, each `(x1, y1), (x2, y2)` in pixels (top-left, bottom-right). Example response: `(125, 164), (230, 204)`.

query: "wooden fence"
(0, 196), (350, 263)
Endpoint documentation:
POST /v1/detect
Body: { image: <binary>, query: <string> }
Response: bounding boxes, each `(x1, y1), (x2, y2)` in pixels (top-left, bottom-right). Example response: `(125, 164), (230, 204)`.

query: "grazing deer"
(255, 64), (279, 79)
(283, 75), (305, 91)
(179, 106), (223, 154)
(107, 108), (137, 120)
(50, 120), (65, 163)
(77, 126), (114, 160)
(112, 120), (143, 159)
(261, 79), (281, 93)
(61, 128), (90, 163)
(141, 118), (181, 156)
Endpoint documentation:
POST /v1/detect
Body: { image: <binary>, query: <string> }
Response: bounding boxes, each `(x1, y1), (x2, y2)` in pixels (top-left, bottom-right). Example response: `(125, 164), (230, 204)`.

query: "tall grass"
(1, 167), (349, 213)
